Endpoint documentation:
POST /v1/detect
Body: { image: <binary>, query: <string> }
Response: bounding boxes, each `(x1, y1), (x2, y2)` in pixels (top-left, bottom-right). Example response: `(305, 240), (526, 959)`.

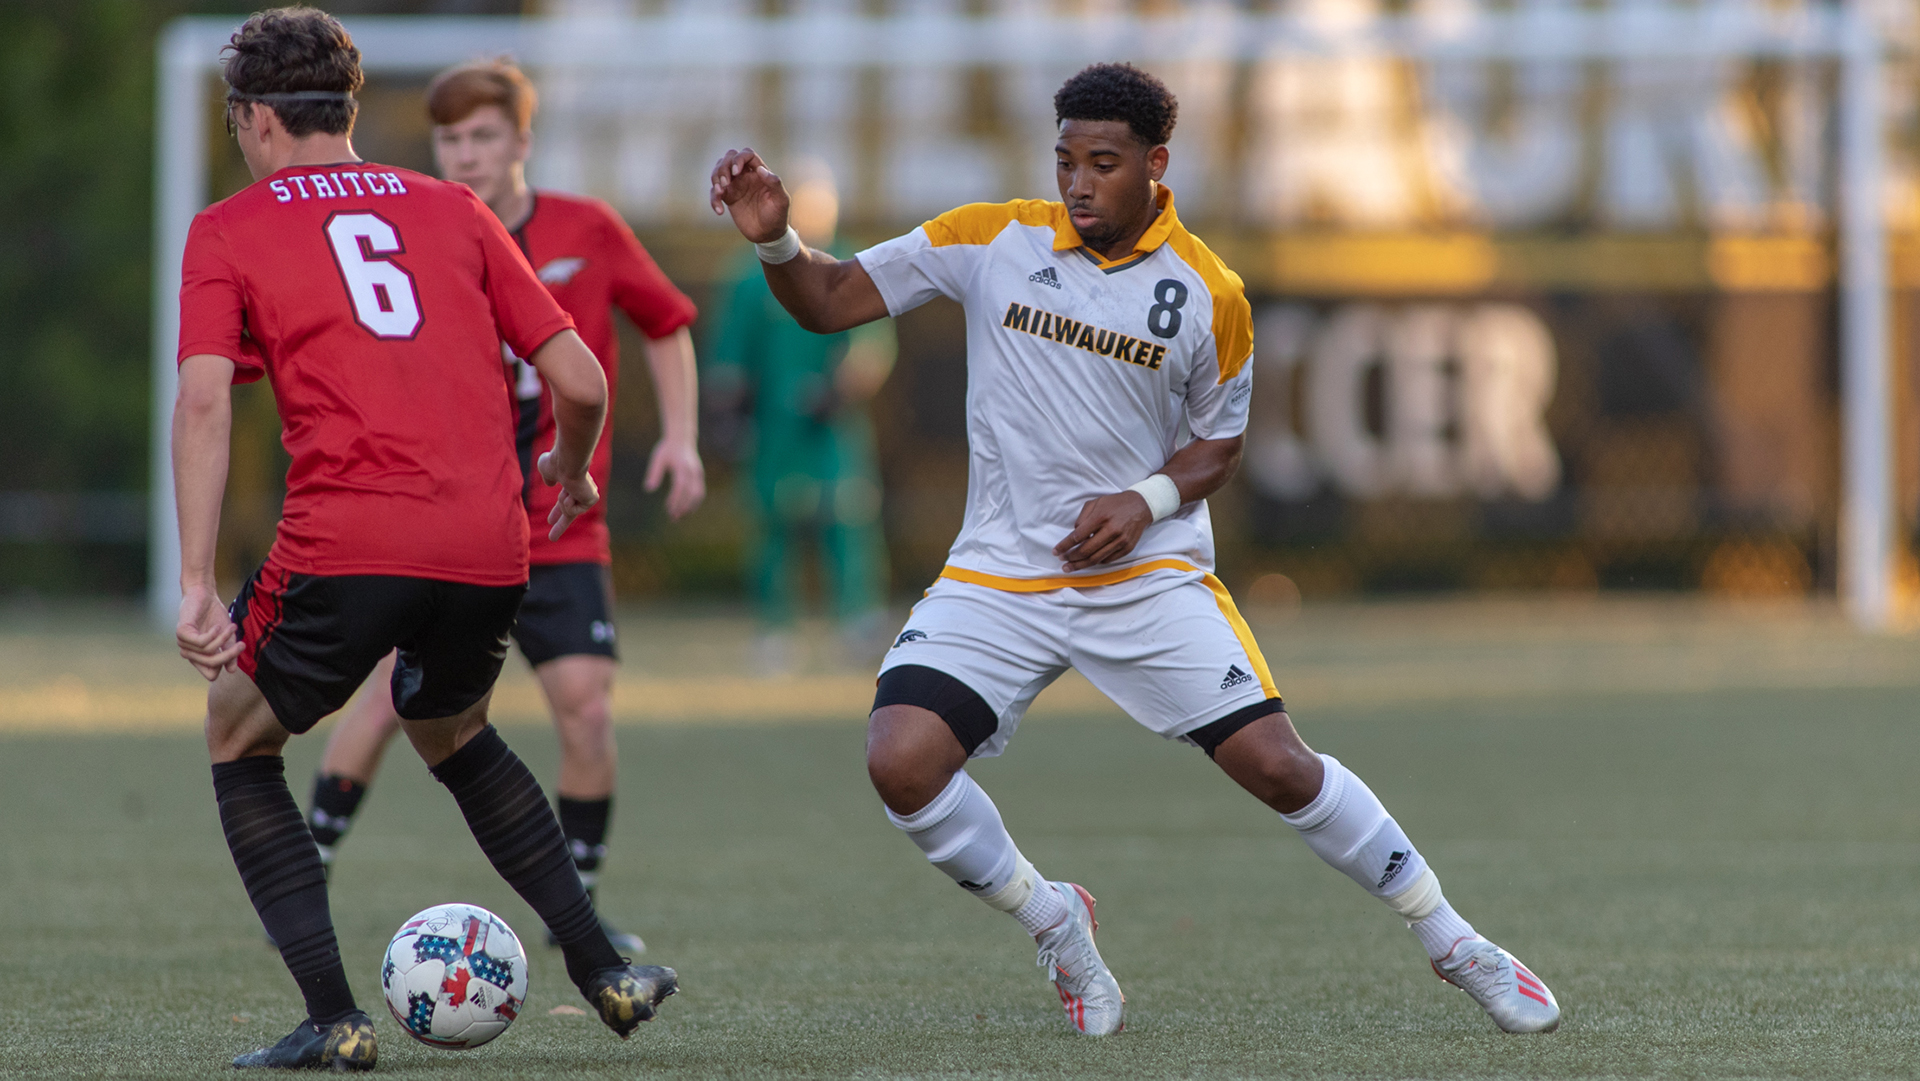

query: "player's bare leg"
(543, 655), (617, 797)
(401, 692), (674, 1036)
(535, 654), (646, 953)
(300, 652), (404, 875)
(207, 668), (378, 1070)
(1211, 714), (1560, 1033)
(868, 706), (1124, 1035)
(318, 653), (404, 784)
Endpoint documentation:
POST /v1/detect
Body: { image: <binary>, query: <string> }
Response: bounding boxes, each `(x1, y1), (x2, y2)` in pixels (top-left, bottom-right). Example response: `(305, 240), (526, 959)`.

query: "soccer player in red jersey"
(173, 10), (674, 1069)
(300, 59), (702, 955)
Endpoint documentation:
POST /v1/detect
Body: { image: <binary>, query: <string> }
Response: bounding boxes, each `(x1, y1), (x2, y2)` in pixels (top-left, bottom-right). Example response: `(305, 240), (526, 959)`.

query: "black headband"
(226, 90), (356, 103)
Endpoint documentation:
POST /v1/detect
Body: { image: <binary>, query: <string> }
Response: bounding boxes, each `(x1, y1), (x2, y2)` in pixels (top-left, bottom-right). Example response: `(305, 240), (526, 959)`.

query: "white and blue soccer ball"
(381, 903), (529, 1050)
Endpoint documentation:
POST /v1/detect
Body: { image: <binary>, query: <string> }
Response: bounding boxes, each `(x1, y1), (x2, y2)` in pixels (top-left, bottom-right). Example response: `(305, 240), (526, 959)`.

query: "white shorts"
(877, 569), (1281, 758)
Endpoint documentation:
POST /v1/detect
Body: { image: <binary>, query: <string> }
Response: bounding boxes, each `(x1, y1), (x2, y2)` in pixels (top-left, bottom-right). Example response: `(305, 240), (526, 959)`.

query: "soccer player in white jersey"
(709, 63), (1560, 1037)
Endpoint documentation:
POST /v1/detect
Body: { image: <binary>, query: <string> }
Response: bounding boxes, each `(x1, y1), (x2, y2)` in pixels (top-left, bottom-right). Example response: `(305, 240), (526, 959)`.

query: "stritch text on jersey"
(270, 171), (412, 203)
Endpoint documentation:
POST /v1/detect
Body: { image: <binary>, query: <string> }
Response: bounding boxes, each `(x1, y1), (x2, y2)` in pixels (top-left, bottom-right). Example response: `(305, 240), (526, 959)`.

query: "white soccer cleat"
(1432, 936), (1560, 1033)
(1033, 882), (1125, 1035)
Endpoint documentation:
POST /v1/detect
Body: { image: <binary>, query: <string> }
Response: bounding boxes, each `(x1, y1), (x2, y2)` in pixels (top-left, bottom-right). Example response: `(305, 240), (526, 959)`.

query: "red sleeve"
(176, 211), (266, 384)
(597, 203), (697, 339)
(472, 191), (576, 358)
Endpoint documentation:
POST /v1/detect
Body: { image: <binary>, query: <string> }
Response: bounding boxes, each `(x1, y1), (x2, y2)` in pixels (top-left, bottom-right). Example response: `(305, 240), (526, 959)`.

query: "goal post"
(151, 5), (1899, 628)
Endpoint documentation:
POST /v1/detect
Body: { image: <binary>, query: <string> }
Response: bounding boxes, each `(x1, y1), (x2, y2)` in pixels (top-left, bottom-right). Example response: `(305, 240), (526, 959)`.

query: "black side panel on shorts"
(390, 579), (527, 720)
(233, 563), (526, 732)
(1186, 697), (1286, 759)
(873, 664), (999, 756)
(510, 562), (616, 666)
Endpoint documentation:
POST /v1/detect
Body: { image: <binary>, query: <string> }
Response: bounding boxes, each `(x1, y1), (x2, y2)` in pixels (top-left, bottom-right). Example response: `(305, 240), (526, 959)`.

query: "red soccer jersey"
(177, 163), (576, 586)
(502, 191), (698, 565)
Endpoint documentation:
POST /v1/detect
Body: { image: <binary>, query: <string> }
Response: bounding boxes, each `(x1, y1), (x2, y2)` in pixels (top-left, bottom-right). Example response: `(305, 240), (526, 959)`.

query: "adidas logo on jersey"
(1220, 665), (1254, 690)
(1028, 267), (1062, 289)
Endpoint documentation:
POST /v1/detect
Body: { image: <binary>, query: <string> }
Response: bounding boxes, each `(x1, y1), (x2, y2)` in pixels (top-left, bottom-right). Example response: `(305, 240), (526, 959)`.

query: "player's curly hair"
(1053, 63), (1178, 147)
(221, 6), (363, 138)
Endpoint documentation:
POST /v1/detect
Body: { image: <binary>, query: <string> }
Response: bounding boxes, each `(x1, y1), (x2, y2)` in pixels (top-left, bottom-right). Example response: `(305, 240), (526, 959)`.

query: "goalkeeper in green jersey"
(706, 162), (895, 669)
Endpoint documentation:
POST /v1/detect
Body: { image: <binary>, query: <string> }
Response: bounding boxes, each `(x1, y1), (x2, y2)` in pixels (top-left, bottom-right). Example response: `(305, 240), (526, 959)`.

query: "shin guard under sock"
(213, 756), (356, 1023)
(1281, 753), (1478, 957)
(429, 726), (621, 988)
(886, 772), (1068, 935)
(1280, 754), (1431, 901)
(557, 796), (612, 892)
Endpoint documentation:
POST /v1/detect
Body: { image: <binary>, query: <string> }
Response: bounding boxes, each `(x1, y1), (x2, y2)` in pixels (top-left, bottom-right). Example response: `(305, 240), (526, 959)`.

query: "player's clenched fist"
(708, 148), (790, 243)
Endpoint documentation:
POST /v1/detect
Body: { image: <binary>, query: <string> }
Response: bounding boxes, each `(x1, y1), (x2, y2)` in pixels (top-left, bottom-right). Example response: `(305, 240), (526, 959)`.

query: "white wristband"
(754, 226), (803, 265)
(1126, 473), (1181, 522)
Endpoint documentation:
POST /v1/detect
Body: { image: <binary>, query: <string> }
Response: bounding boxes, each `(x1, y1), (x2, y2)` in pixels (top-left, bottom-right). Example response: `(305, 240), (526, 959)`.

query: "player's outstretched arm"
(529, 329), (609, 540)
(709, 148), (889, 334)
(642, 327), (705, 520)
(1053, 435), (1246, 572)
(174, 354), (243, 679)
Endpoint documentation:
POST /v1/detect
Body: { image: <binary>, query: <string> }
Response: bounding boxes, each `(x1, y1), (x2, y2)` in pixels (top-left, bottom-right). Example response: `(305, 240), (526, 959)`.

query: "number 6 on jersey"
(326, 212), (423, 339)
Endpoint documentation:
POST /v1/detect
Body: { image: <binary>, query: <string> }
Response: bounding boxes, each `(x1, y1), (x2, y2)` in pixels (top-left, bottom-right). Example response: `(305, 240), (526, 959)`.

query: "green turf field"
(4, 601), (1920, 1078)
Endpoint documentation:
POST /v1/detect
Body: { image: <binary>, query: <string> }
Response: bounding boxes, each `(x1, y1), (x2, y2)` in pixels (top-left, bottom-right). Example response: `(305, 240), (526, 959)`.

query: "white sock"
(1409, 899), (1478, 961)
(887, 771), (1067, 935)
(1011, 880), (1070, 937)
(1280, 755), (1482, 959)
(1280, 754), (1432, 900)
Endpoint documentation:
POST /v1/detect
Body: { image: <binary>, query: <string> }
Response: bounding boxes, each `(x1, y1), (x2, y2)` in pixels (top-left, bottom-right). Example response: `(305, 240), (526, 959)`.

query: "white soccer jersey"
(856, 186), (1254, 593)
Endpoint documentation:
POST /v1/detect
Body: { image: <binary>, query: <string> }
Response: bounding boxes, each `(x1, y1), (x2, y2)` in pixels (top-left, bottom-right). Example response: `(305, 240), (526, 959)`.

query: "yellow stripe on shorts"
(1201, 573), (1280, 701)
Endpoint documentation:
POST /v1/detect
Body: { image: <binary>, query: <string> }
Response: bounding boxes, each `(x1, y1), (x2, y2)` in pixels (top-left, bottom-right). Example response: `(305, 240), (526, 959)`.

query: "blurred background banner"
(12, 0), (1919, 623)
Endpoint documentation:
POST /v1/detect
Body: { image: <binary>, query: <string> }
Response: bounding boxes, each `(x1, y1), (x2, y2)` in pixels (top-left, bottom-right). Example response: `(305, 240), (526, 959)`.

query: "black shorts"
(511, 562), (617, 667)
(230, 560), (525, 734)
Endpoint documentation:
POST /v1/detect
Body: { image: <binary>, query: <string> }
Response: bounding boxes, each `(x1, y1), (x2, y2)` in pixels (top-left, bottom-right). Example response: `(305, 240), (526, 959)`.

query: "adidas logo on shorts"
(1028, 267), (1061, 289)
(1220, 665), (1254, 690)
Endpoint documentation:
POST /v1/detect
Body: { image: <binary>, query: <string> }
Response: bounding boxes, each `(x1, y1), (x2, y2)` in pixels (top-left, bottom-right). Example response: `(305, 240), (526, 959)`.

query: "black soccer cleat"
(231, 1011), (377, 1070)
(583, 963), (678, 1038)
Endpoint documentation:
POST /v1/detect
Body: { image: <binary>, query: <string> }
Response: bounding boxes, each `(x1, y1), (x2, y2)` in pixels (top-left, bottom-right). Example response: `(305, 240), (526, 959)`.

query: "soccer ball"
(380, 903), (529, 1050)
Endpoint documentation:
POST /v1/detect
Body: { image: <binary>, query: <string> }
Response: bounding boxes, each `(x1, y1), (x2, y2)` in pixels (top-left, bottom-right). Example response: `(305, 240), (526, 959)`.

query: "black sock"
(212, 756), (357, 1024)
(307, 773), (367, 848)
(429, 726), (622, 989)
(557, 796), (612, 890)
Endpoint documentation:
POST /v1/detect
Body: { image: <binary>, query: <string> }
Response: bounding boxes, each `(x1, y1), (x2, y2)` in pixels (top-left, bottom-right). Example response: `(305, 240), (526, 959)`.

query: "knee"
(206, 724), (285, 764)
(1249, 745), (1324, 812)
(863, 730), (921, 806)
(865, 709), (961, 815)
(1213, 714), (1325, 814)
(555, 700), (614, 757)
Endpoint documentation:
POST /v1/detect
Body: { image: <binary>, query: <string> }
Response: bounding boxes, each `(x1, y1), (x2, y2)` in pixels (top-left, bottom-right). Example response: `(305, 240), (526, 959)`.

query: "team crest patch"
(537, 257), (587, 285)
(894, 629), (928, 647)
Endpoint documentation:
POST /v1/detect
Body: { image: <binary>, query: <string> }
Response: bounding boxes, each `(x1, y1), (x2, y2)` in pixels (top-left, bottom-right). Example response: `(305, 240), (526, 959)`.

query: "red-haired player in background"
(301, 58), (702, 956)
(174, 10), (675, 1069)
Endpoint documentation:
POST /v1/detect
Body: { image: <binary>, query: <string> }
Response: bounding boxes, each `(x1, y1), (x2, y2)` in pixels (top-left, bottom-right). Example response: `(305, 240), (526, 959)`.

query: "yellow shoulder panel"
(923, 200), (1067, 249)
(1162, 225), (1253, 383)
